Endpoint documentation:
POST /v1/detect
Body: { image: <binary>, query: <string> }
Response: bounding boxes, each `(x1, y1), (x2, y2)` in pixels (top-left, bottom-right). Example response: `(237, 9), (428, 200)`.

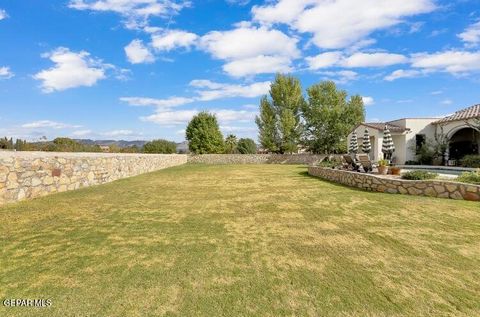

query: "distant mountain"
(76, 139), (189, 152)
(75, 139), (148, 148)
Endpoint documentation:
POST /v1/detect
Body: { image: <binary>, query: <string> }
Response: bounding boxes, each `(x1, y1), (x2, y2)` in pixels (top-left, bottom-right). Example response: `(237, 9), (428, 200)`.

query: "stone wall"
(188, 154), (328, 165)
(308, 166), (480, 201)
(0, 151), (187, 205)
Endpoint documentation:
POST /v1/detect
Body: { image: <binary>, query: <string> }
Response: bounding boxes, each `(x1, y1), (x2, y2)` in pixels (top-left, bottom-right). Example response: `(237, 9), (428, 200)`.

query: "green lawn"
(1, 164), (479, 317)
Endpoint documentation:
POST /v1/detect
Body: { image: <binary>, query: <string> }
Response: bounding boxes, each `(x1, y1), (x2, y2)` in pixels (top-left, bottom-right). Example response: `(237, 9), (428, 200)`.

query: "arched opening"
(449, 127), (480, 160)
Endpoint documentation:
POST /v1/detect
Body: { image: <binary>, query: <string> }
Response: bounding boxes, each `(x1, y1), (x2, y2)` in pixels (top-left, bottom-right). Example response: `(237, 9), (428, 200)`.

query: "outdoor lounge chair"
(356, 154), (377, 173)
(342, 155), (361, 172)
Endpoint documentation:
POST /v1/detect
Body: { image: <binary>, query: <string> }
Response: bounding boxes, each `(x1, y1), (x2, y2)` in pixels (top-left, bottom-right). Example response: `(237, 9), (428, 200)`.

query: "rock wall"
(0, 151), (187, 205)
(188, 154), (328, 165)
(308, 166), (480, 201)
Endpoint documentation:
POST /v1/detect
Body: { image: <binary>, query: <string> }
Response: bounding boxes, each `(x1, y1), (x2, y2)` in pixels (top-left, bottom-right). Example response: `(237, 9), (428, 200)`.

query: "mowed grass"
(1, 164), (479, 317)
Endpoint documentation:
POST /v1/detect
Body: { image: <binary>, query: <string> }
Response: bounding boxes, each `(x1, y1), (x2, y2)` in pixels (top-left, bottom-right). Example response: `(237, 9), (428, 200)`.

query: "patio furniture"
(343, 155), (361, 172)
(357, 154), (377, 173)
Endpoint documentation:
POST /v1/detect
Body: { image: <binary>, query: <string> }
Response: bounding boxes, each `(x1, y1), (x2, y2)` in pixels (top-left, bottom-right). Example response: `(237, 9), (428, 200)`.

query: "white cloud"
(141, 110), (198, 125)
(0, 66), (14, 79)
(120, 96), (194, 108)
(68, 0), (189, 29)
(151, 29), (198, 51)
(33, 47), (107, 92)
(341, 52), (408, 68)
(102, 129), (135, 137)
(200, 25), (299, 60)
(430, 90), (443, 95)
(362, 96), (375, 106)
(0, 9), (7, 20)
(190, 80), (270, 101)
(305, 51), (342, 69)
(318, 70), (358, 84)
(199, 25), (299, 76)
(253, 0), (435, 49)
(21, 120), (82, 129)
(223, 55), (293, 77)
(72, 129), (93, 136)
(306, 51), (407, 70)
(441, 99), (453, 105)
(214, 109), (256, 122)
(410, 50), (480, 74)
(384, 69), (422, 81)
(142, 109), (257, 126)
(458, 21), (480, 47)
(124, 39), (155, 64)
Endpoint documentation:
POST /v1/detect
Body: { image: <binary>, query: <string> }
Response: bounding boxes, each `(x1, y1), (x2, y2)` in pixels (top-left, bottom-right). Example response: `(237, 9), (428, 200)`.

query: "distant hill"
(76, 139), (189, 153)
(75, 139), (147, 148)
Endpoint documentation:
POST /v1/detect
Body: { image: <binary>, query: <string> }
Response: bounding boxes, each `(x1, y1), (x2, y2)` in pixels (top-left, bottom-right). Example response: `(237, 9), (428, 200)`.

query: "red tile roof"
(434, 104), (480, 124)
(360, 122), (409, 133)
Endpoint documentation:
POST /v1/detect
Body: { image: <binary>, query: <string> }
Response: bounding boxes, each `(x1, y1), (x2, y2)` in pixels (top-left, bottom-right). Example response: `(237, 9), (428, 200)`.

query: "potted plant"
(389, 165), (401, 175)
(377, 159), (389, 175)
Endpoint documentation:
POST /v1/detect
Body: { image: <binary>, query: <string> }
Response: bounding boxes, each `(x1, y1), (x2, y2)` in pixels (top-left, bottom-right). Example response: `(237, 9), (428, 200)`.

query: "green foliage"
(224, 134), (238, 154)
(456, 170), (480, 185)
(50, 138), (101, 152)
(186, 111), (224, 154)
(0, 137), (14, 149)
(460, 155), (480, 168)
(401, 170), (438, 180)
(237, 138), (257, 154)
(255, 74), (304, 154)
(143, 139), (177, 154)
(378, 159), (389, 167)
(302, 81), (365, 154)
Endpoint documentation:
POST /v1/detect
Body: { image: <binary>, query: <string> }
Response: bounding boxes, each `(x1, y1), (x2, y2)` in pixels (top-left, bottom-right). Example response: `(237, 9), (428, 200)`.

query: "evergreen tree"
(186, 112), (224, 154)
(255, 74), (304, 153)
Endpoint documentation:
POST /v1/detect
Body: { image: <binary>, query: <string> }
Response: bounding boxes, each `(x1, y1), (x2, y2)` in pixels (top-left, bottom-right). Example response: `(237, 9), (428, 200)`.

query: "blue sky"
(1, 0), (480, 142)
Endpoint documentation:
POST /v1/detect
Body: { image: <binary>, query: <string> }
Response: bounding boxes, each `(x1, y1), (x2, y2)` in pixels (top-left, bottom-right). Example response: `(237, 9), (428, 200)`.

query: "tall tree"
(255, 74), (304, 153)
(224, 134), (238, 154)
(186, 111), (224, 154)
(302, 81), (365, 154)
(237, 138), (257, 154)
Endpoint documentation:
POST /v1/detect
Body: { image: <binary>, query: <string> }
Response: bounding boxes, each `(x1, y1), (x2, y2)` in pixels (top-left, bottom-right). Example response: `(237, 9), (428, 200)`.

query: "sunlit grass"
(1, 164), (479, 316)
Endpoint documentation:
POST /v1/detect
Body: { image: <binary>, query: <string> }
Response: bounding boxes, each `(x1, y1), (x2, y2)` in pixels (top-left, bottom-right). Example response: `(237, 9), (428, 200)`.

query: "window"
(416, 134), (426, 154)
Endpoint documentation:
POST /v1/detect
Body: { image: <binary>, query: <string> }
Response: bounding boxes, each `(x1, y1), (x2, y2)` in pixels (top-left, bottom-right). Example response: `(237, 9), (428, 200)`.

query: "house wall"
(0, 151), (188, 205)
(401, 119), (437, 162)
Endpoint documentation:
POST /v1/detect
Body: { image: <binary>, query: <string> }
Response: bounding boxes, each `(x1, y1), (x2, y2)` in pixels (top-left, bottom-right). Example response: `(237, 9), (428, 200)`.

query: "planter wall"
(308, 166), (480, 201)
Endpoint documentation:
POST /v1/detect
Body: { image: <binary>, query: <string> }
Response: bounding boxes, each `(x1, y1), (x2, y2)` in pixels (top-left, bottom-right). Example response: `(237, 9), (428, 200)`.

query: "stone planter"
(378, 166), (388, 175)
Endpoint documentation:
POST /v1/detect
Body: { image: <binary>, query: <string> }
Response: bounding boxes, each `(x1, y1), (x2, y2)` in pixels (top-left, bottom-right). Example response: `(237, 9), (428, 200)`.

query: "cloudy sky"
(1, 0), (480, 142)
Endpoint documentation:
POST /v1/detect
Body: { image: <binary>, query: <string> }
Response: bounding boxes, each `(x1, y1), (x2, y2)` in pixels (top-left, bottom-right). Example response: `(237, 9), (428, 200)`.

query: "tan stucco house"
(348, 104), (480, 164)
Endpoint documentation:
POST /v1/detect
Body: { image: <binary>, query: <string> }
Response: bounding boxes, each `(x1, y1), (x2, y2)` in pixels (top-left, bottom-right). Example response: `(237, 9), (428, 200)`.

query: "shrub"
(224, 134), (238, 154)
(456, 170), (480, 185)
(186, 112), (224, 154)
(405, 160), (419, 165)
(378, 159), (389, 167)
(237, 138), (257, 154)
(143, 139), (177, 154)
(460, 155), (480, 168)
(402, 170), (438, 180)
